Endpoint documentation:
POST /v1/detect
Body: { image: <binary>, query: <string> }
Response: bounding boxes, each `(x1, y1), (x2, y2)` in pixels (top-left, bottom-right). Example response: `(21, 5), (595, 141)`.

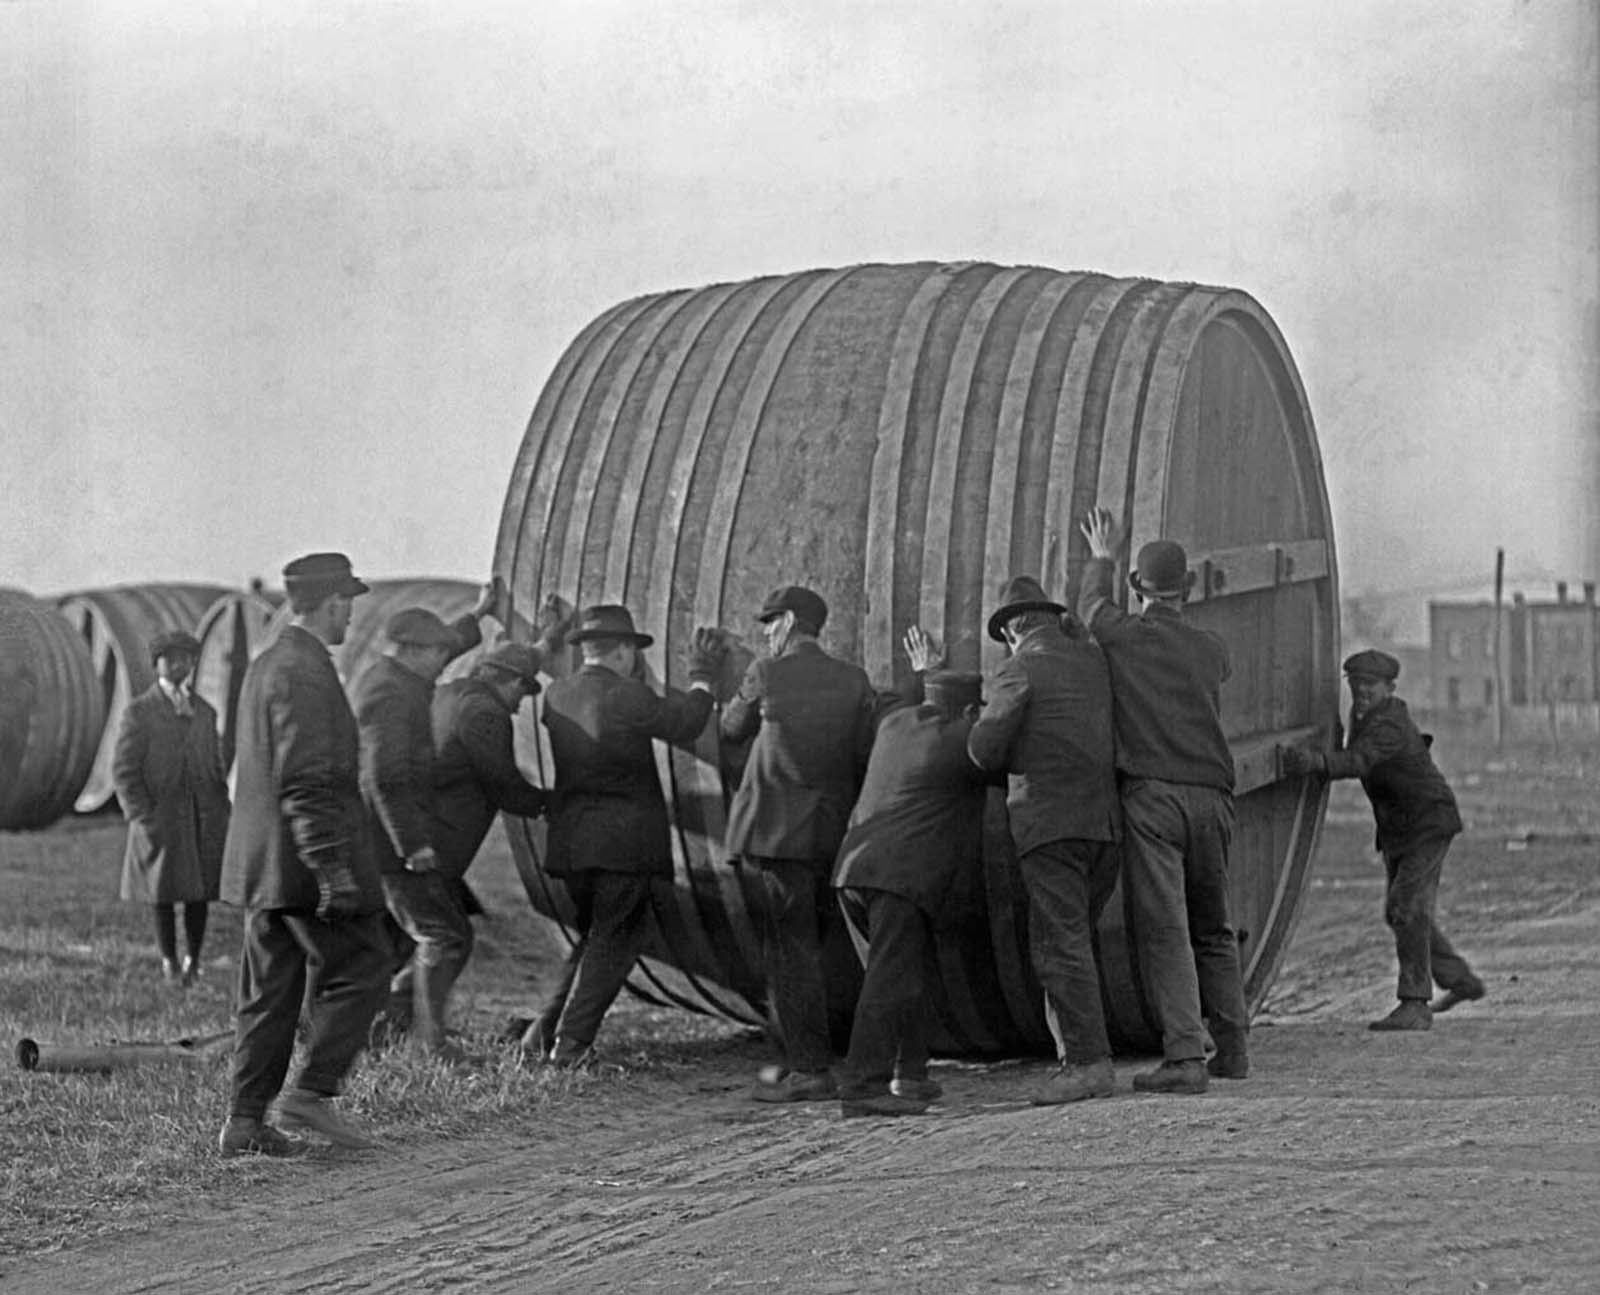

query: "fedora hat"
(566, 604), (654, 648)
(1128, 540), (1194, 600)
(986, 575), (1065, 642)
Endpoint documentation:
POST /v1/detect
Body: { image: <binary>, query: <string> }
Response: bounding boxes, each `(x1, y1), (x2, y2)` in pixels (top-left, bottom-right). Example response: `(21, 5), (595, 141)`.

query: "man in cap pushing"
(526, 605), (727, 1066)
(967, 575), (1123, 1104)
(721, 585), (877, 1102)
(1079, 510), (1247, 1094)
(1283, 650), (1484, 1030)
(353, 583), (499, 1058)
(219, 551), (387, 1155)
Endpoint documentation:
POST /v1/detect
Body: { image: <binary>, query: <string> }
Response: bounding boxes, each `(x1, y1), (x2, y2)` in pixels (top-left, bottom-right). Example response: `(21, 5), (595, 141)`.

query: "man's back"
(352, 654), (437, 874)
(721, 641), (876, 861)
(967, 624), (1120, 852)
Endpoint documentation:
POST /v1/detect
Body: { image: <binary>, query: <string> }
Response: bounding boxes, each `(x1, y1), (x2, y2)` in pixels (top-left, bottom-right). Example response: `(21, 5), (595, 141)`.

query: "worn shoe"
(1133, 1059), (1210, 1095)
(1207, 1051), (1250, 1080)
(841, 1092), (930, 1118)
(1369, 1000), (1433, 1032)
(161, 957), (184, 986)
(1030, 1059), (1116, 1105)
(1431, 979), (1486, 1015)
(217, 1116), (304, 1158)
(541, 1042), (594, 1070)
(751, 1069), (837, 1103)
(891, 1076), (944, 1103)
(273, 1091), (380, 1149)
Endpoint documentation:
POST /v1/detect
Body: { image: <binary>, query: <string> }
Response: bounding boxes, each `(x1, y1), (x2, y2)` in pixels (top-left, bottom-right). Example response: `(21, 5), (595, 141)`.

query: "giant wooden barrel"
(258, 579), (483, 689)
(0, 588), (107, 830)
(495, 261), (1340, 1054)
(193, 590), (283, 770)
(56, 583), (232, 814)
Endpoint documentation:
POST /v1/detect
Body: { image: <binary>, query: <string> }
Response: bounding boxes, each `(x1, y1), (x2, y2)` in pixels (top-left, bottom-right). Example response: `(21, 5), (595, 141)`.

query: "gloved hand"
(687, 626), (729, 684)
(405, 846), (441, 875)
(1280, 745), (1327, 778)
(309, 857), (365, 921)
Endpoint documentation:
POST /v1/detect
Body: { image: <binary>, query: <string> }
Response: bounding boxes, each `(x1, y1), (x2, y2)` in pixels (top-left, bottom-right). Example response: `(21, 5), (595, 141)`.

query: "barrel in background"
(55, 584), (232, 814)
(193, 589), (282, 770)
(0, 588), (107, 831)
(495, 261), (1339, 1054)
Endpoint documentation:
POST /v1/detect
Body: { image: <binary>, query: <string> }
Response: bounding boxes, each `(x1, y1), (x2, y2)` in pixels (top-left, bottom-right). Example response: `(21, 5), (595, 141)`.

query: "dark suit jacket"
(966, 623), (1120, 852)
(542, 664), (714, 878)
(430, 676), (549, 877)
(220, 625), (383, 913)
(832, 703), (991, 920)
(1325, 695), (1462, 854)
(111, 684), (230, 903)
(353, 655), (439, 874)
(720, 640), (876, 864)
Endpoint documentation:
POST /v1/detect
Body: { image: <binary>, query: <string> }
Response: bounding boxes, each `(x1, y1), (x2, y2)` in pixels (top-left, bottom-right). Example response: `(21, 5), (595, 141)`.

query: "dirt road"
(9, 803), (1600, 1294)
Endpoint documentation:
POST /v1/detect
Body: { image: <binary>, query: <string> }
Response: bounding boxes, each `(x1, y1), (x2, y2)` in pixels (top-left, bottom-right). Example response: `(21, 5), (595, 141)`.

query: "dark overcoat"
(352, 654), (438, 876)
(220, 625), (384, 914)
(720, 640), (876, 864)
(111, 685), (231, 903)
(430, 676), (549, 877)
(1325, 695), (1462, 854)
(966, 624), (1121, 853)
(832, 703), (990, 920)
(541, 664), (713, 878)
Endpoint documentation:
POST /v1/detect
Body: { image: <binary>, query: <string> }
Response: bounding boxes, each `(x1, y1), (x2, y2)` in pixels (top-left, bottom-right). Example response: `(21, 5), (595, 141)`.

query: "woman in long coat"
(111, 631), (231, 985)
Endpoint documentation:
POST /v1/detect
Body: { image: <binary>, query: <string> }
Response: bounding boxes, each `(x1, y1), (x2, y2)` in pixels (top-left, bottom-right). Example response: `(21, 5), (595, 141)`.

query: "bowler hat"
(281, 551), (369, 599)
(478, 641), (544, 691)
(986, 575), (1065, 642)
(148, 630), (200, 666)
(757, 586), (828, 633)
(566, 604), (654, 648)
(924, 670), (983, 711)
(1128, 540), (1194, 600)
(1343, 649), (1400, 682)
(385, 607), (458, 649)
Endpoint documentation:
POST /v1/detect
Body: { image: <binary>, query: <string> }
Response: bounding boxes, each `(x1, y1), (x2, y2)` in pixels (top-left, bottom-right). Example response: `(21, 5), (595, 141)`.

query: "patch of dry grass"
(0, 818), (752, 1258)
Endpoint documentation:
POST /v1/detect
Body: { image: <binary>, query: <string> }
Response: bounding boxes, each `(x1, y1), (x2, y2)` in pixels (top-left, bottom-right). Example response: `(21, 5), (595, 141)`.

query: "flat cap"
(757, 585), (828, 632)
(924, 670), (983, 710)
(385, 607), (458, 649)
(478, 641), (544, 689)
(281, 551), (369, 598)
(1343, 649), (1400, 681)
(148, 630), (201, 665)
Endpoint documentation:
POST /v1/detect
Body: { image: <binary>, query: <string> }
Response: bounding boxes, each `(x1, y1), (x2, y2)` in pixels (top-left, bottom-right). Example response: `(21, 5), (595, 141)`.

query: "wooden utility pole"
(1492, 547), (1505, 750)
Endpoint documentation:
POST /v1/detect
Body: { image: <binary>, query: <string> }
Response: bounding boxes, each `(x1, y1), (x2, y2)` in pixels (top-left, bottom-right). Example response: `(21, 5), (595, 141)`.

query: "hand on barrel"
(687, 627), (730, 685)
(902, 626), (945, 673)
(473, 575), (508, 623)
(1279, 744), (1327, 778)
(1080, 507), (1125, 561)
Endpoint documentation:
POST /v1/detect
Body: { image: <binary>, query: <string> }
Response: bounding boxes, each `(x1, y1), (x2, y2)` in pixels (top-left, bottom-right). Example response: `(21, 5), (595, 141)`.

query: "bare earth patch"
(4, 754), (1598, 1294)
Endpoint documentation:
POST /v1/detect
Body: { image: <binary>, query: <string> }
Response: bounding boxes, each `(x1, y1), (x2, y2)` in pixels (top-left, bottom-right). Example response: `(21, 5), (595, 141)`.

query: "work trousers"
(1017, 838), (1120, 1065)
(229, 908), (391, 1120)
(747, 856), (834, 1074)
(382, 870), (475, 1049)
(1383, 834), (1476, 1001)
(536, 871), (653, 1052)
(836, 888), (933, 1098)
(1121, 778), (1249, 1061)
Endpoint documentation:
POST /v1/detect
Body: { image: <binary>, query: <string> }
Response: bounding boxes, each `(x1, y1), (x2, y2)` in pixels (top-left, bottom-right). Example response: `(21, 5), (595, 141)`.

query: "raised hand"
(902, 625), (945, 673)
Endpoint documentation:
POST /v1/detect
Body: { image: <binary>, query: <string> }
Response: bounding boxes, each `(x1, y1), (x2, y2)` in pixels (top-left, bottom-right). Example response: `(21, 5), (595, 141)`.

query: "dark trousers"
(1122, 779), (1249, 1061)
(153, 902), (209, 962)
(382, 871), (475, 1048)
(747, 856), (834, 1074)
(1017, 838), (1120, 1065)
(228, 909), (391, 1120)
(1383, 834), (1476, 1001)
(836, 888), (932, 1098)
(536, 871), (653, 1052)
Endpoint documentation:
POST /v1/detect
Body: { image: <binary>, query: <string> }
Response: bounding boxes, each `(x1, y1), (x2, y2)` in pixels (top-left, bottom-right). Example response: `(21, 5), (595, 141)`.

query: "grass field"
(4, 744), (1597, 1266)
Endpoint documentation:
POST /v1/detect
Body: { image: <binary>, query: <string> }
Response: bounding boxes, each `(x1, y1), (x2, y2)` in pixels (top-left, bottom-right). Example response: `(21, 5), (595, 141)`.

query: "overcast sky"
(4, 0), (1596, 623)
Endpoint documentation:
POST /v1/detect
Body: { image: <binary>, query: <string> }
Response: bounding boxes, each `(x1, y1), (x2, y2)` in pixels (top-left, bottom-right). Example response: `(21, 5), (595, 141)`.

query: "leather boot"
(1430, 977), (1486, 1014)
(1030, 1058), (1116, 1105)
(1133, 1059), (1209, 1095)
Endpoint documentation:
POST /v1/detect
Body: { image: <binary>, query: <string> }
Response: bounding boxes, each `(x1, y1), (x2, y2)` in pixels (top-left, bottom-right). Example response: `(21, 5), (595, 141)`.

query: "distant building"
(1429, 582), (1599, 711)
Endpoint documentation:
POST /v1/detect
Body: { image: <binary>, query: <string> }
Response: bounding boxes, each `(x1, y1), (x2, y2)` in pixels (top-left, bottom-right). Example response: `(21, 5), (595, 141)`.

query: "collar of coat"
(777, 638), (825, 660)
